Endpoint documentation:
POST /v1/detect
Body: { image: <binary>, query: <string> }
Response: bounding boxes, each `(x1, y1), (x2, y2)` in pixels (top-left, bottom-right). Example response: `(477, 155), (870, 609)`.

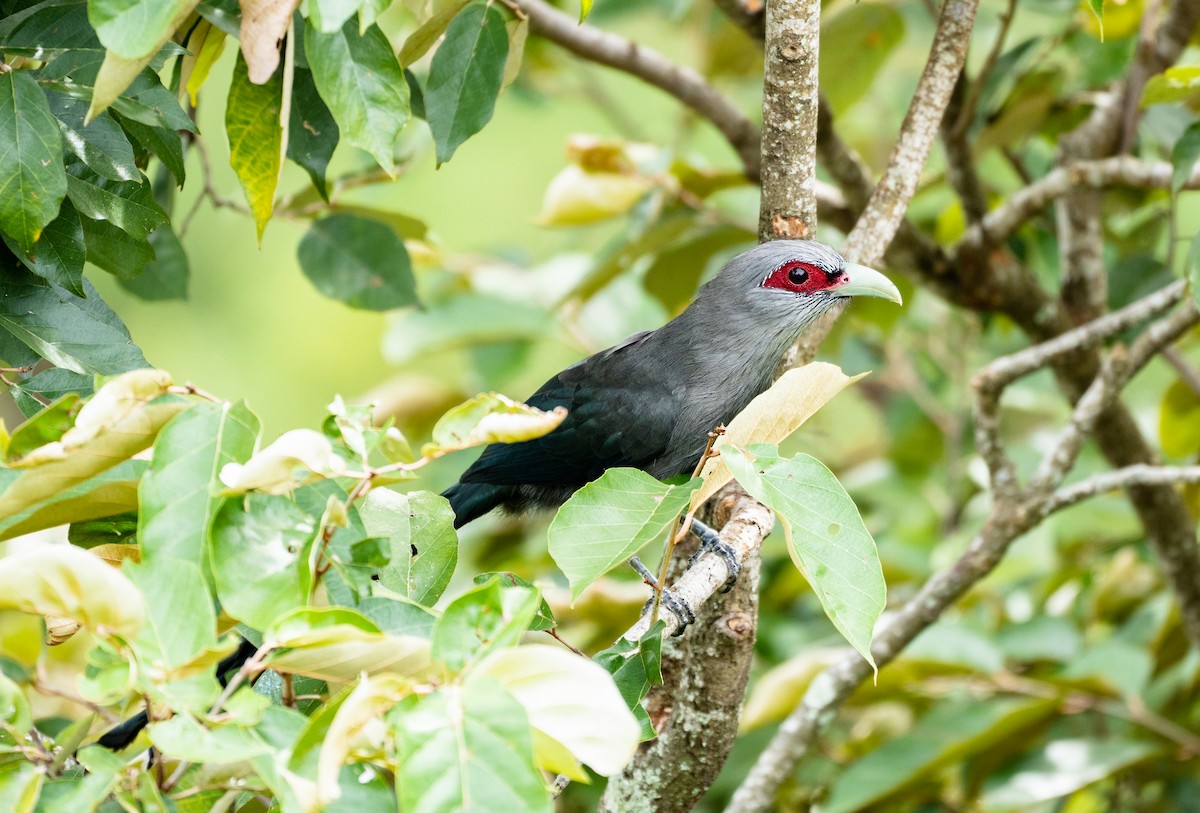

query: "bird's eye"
(788, 267), (809, 286)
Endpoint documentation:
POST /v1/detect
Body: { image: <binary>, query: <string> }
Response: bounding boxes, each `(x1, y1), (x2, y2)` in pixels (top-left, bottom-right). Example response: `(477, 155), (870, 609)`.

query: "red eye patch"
(761, 261), (843, 295)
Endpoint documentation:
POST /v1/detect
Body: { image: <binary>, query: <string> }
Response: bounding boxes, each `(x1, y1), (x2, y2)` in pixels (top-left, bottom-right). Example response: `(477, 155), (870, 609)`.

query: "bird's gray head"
(697, 240), (902, 332)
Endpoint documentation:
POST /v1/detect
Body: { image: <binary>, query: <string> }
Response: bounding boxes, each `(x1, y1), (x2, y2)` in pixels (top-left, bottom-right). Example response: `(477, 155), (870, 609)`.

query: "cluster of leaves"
(0, 354), (884, 811)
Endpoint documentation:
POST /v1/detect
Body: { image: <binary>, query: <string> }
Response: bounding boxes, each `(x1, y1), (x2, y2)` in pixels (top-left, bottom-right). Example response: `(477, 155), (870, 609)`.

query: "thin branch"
(960, 159), (1200, 256)
(1042, 464), (1200, 517)
(972, 280), (1187, 391)
(1030, 301), (1200, 491)
(1163, 346), (1200, 397)
(842, 0), (980, 267)
(949, 0), (1017, 140)
(517, 0), (761, 180)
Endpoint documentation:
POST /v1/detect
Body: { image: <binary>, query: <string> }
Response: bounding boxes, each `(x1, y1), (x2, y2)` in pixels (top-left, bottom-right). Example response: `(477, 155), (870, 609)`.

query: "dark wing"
(457, 331), (683, 487)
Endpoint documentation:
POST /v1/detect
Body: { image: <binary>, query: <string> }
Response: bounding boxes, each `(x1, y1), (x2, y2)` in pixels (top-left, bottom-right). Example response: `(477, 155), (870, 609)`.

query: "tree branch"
(1043, 465), (1200, 517)
(842, 0), (979, 266)
(958, 158), (1200, 254)
(518, 0), (762, 180)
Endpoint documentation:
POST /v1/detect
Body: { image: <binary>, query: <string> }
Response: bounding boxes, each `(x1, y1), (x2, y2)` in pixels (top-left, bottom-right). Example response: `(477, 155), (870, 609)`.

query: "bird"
(443, 240), (901, 529)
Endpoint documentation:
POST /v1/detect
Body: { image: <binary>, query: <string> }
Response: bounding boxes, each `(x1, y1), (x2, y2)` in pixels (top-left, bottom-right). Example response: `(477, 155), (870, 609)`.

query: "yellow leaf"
(1159, 378), (1200, 458)
(690, 362), (865, 510)
(226, 51), (284, 242)
(186, 22), (228, 106)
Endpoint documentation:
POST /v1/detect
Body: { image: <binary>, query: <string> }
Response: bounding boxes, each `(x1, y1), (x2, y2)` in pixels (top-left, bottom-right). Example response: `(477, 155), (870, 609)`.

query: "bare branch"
(517, 0), (761, 180)
(972, 280), (1187, 392)
(842, 0), (980, 266)
(1030, 301), (1200, 490)
(1042, 464), (1200, 517)
(958, 158), (1200, 254)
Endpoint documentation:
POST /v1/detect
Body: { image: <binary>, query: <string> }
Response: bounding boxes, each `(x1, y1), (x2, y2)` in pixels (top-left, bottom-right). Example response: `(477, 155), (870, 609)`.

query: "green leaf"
(0, 543), (144, 638)
(431, 576), (541, 671)
(304, 0), (363, 33)
(46, 90), (137, 184)
(392, 680), (552, 813)
(305, 18), (409, 172)
(226, 51), (283, 243)
(86, 0), (200, 119)
(126, 558), (218, 668)
(1172, 120), (1200, 194)
(4, 392), (80, 463)
(296, 214), (418, 310)
(64, 171), (168, 240)
(425, 2), (508, 164)
(594, 622), (663, 740)
(471, 644), (639, 776)
(263, 607), (433, 682)
(819, 3), (904, 114)
(0, 267), (148, 374)
(579, 0), (593, 22)
(7, 368), (92, 420)
(424, 392), (567, 456)
(1, 199), (86, 296)
(210, 495), (317, 630)
(980, 737), (1159, 810)
(1141, 66), (1200, 107)
(473, 572), (555, 631)
(0, 69), (68, 253)
(149, 713), (273, 762)
(116, 226), (189, 300)
(821, 698), (1058, 813)
(88, 0), (196, 59)
(286, 66), (339, 201)
(360, 488), (458, 606)
(80, 214), (155, 277)
(548, 469), (700, 601)
(397, 0), (471, 66)
(722, 445), (885, 668)
(140, 400), (260, 569)
(112, 113), (185, 185)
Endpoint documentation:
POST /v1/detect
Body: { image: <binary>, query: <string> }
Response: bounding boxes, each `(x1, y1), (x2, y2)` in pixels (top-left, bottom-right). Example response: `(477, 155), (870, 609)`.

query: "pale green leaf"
(0, 544), (144, 638)
(424, 392), (567, 456)
(471, 644), (639, 776)
(548, 469), (700, 601)
(722, 445), (884, 668)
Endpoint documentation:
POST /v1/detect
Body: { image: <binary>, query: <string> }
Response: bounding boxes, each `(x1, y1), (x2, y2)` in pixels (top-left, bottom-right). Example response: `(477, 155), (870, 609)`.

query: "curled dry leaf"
(240, 0), (303, 84)
(423, 393), (567, 456)
(219, 429), (346, 495)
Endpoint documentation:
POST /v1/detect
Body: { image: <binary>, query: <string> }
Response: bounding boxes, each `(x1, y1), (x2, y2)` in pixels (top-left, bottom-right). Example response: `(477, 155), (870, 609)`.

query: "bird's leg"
(629, 556), (694, 635)
(684, 517), (741, 593)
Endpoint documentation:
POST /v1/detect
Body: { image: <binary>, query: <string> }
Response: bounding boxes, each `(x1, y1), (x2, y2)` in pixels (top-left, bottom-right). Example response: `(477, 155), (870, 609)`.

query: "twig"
(972, 280), (1187, 392)
(178, 138), (249, 237)
(842, 0), (980, 267)
(1030, 302), (1200, 491)
(516, 0), (761, 181)
(961, 158), (1200, 253)
(950, 0), (1017, 140)
(1042, 465), (1200, 517)
(1163, 346), (1200, 397)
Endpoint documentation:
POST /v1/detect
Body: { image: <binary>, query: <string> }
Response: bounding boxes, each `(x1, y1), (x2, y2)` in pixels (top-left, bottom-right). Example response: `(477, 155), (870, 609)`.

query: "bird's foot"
(630, 556), (694, 636)
(684, 517), (740, 592)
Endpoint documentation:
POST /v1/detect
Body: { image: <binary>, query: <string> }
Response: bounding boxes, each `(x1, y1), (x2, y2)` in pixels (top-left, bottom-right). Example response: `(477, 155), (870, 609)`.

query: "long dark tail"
(442, 481), (505, 529)
(98, 637), (258, 750)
